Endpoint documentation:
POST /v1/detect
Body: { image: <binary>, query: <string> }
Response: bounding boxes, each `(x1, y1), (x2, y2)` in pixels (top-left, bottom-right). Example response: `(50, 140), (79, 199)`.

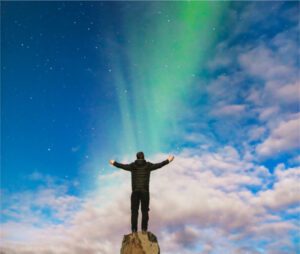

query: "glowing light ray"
(109, 2), (226, 157)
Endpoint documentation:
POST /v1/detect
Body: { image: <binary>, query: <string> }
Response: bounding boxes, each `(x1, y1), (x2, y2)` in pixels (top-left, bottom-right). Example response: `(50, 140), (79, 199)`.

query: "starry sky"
(2, 1), (224, 191)
(1, 2), (300, 254)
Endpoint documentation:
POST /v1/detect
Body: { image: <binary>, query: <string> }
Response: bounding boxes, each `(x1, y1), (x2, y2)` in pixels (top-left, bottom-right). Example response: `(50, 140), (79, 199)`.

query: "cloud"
(1, 148), (299, 254)
(272, 80), (300, 104)
(257, 106), (280, 122)
(238, 45), (293, 81)
(248, 126), (266, 141)
(211, 104), (246, 117)
(256, 116), (300, 157)
(169, 226), (199, 249)
(201, 3), (299, 162)
(237, 26), (299, 111)
(251, 164), (300, 212)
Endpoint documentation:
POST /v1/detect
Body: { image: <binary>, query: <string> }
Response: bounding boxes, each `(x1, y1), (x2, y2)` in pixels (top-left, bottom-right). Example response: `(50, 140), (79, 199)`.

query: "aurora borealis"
(1, 2), (299, 253)
(107, 2), (225, 155)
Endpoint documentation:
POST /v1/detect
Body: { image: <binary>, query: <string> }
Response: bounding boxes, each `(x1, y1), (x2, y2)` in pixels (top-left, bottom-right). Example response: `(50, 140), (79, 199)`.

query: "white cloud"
(238, 27), (299, 111)
(256, 116), (300, 157)
(211, 104), (246, 117)
(253, 165), (300, 211)
(258, 107), (280, 122)
(239, 45), (293, 81)
(272, 81), (300, 104)
(203, 3), (299, 155)
(1, 148), (299, 253)
(248, 126), (266, 141)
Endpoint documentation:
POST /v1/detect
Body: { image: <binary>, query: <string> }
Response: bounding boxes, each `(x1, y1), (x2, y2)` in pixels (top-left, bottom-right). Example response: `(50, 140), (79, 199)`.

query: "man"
(109, 151), (174, 235)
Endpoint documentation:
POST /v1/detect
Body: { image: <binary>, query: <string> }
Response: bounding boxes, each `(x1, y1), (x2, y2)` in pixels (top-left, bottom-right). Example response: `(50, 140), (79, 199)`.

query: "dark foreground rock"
(120, 231), (160, 254)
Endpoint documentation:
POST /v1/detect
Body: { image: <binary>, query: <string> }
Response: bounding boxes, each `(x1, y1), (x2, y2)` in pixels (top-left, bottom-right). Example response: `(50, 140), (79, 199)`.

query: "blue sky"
(2, 2), (116, 192)
(1, 2), (299, 254)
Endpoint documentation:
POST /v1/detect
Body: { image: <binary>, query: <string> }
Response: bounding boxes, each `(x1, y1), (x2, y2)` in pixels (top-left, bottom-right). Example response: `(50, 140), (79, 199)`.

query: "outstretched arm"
(149, 155), (174, 171)
(109, 160), (132, 171)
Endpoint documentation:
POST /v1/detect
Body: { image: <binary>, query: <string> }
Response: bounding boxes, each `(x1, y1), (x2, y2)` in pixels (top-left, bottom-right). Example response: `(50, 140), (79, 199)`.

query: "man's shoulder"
(131, 162), (151, 171)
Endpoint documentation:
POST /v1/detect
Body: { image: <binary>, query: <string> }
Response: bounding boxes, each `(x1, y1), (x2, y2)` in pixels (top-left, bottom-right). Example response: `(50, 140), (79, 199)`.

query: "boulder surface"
(120, 231), (160, 254)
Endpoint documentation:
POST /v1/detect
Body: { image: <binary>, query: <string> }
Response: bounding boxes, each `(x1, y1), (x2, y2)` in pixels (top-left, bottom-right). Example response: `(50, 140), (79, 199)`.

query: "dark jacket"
(113, 158), (169, 192)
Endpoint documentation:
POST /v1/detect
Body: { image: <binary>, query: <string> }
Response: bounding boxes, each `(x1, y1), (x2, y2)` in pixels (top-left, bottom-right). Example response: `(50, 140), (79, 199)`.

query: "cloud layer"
(1, 148), (299, 254)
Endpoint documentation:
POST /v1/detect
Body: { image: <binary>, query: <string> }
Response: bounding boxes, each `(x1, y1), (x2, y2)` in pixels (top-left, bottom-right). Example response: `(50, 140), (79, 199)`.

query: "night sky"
(3, 2), (121, 191)
(1, 2), (299, 253)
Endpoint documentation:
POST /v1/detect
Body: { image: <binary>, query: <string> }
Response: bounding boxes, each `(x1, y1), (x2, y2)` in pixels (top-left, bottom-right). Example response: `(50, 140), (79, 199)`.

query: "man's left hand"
(168, 155), (174, 162)
(109, 160), (115, 165)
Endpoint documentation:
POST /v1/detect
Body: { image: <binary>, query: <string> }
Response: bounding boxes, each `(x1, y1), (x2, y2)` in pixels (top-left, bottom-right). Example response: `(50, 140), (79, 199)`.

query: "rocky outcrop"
(120, 231), (160, 254)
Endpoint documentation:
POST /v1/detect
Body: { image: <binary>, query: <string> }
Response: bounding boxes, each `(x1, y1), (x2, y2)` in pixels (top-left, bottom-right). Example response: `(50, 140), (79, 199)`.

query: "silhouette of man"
(109, 151), (174, 234)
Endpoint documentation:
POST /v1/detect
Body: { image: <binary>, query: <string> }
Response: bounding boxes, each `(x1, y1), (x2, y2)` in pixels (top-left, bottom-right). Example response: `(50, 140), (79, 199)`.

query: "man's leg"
(141, 191), (150, 231)
(131, 191), (139, 232)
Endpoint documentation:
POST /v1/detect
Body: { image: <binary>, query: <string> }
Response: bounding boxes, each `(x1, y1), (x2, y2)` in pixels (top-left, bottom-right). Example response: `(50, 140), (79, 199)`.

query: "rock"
(120, 231), (160, 254)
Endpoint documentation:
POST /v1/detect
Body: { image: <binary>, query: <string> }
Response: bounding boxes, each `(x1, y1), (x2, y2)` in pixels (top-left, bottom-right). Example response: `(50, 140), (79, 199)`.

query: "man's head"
(136, 151), (145, 160)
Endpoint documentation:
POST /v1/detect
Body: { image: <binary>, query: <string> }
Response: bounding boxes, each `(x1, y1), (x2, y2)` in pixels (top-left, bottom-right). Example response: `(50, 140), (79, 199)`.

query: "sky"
(1, 1), (299, 254)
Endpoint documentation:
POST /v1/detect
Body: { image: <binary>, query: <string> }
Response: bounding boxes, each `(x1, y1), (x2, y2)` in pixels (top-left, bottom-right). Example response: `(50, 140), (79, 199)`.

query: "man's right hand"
(168, 155), (174, 162)
(109, 160), (115, 165)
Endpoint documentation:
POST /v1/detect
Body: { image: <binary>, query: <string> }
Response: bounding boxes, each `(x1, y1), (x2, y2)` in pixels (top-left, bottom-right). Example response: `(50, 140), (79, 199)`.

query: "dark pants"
(131, 190), (150, 232)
